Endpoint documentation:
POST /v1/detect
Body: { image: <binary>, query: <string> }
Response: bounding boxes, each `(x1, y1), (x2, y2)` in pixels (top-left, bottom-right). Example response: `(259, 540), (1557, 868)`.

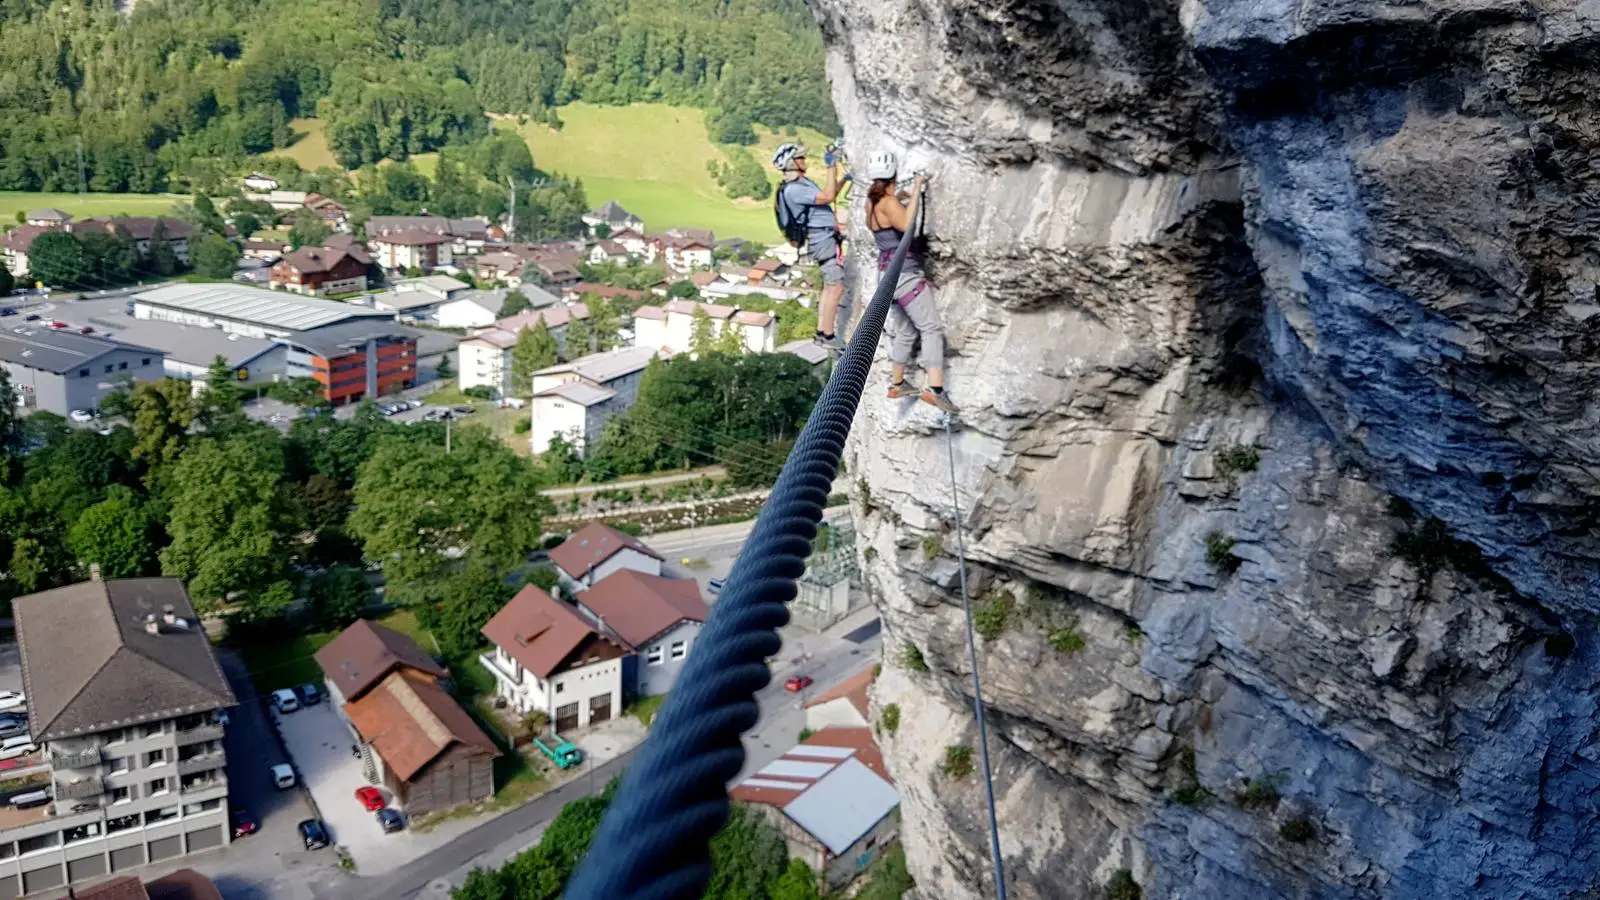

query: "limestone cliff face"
(818, 1), (1600, 898)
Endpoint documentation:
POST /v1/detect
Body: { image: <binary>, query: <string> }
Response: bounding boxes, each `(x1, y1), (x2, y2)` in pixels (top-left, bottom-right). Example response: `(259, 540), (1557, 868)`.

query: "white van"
(0, 736), (37, 760)
(8, 790), (48, 809)
(271, 689), (299, 714)
(270, 764), (296, 790)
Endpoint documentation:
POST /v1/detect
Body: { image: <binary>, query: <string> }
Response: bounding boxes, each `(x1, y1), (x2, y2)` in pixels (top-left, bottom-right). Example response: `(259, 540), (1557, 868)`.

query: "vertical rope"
(943, 415), (1009, 899)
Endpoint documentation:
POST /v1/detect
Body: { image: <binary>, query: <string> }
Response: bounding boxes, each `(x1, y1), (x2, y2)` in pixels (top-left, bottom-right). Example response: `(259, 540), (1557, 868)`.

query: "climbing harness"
(565, 211), (920, 900)
(878, 246), (929, 308)
(941, 412), (1010, 899)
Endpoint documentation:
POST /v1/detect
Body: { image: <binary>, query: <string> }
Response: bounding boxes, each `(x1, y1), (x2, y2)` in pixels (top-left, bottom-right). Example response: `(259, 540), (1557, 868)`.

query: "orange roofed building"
(480, 585), (630, 733)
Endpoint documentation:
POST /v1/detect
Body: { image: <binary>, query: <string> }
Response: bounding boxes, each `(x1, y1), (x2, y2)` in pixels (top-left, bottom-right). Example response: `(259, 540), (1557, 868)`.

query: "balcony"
(177, 753), (225, 777)
(479, 652), (522, 687)
(53, 777), (103, 800)
(50, 748), (101, 769)
(180, 775), (226, 796)
(175, 724), (224, 745)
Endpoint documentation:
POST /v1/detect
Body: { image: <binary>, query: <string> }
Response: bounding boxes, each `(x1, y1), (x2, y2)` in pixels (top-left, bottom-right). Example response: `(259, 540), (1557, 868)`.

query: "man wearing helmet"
(772, 142), (847, 350)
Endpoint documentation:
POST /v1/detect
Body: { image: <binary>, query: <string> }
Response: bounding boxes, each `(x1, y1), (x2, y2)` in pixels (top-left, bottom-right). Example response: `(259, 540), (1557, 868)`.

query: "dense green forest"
(0, 0), (835, 192)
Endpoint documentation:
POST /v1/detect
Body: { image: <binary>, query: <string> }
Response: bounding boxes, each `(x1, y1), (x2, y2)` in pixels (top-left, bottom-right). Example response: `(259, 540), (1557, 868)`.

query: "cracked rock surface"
(818, 0), (1600, 897)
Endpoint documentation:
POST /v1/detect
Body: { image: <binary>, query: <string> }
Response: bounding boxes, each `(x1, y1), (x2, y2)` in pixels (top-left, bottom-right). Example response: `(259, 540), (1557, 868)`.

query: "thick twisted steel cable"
(564, 222), (917, 900)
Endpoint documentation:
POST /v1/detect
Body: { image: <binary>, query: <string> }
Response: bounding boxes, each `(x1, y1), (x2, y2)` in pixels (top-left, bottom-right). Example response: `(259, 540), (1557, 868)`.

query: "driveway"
(273, 701), (485, 876)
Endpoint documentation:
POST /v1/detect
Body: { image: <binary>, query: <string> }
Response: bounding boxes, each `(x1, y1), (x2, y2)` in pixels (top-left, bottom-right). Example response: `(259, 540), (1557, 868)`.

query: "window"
(142, 722), (164, 738)
(646, 646), (663, 666)
(556, 682), (565, 694)
(670, 641), (687, 661)
(105, 728), (128, 745)
(141, 358), (151, 366)
(118, 361), (127, 370)
(145, 806), (178, 824)
(104, 364), (112, 374)
(18, 834), (58, 855)
(107, 757), (129, 775)
(110, 787), (129, 804)
(145, 748), (167, 767)
(147, 777), (170, 796)
(64, 822), (101, 844)
(78, 368), (89, 377)
(106, 813), (140, 835)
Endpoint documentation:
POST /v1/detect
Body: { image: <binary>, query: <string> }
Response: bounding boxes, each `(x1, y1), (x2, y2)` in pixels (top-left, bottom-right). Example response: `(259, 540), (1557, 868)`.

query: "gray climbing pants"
(885, 272), (943, 371)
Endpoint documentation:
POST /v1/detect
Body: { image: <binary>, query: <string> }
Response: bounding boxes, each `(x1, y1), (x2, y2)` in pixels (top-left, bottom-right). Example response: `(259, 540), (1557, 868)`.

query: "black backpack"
(774, 181), (810, 247)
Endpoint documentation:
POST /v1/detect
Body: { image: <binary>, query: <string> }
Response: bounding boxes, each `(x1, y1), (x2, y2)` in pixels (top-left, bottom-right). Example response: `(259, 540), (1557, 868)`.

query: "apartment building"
(2, 577), (235, 899)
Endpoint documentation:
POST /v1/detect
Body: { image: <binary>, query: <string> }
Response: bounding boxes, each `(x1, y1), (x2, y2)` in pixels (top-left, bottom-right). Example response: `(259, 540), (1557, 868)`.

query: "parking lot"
(271, 699), (484, 875)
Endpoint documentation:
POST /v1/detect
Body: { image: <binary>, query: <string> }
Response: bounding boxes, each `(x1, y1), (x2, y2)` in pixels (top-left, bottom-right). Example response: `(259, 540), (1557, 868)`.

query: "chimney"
(144, 614), (159, 635)
(88, 563), (101, 583)
(162, 605), (176, 626)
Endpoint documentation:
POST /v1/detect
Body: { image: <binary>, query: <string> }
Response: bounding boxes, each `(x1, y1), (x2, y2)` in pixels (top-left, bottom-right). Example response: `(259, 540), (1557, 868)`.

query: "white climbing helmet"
(864, 151), (898, 182)
(772, 143), (806, 172)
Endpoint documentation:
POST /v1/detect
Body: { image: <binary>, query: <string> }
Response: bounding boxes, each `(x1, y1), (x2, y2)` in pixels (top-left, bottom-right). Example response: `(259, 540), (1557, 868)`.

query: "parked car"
(47, 320), (66, 329)
(355, 786), (384, 811)
(270, 763), (296, 790)
(0, 737), (37, 760)
(297, 819), (330, 850)
(708, 578), (726, 595)
(452, 405), (476, 415)
(77, 326), (93, 334)
(783, 675), (814, 693)
(23, 314), (39, 321)
(0, 308), (14, 317)
(270, 689), (300, 714)
(376, 808), (404, 834)
(0, 717), (28, 740)
(295, 683), (322, 706)
(68, 410), (94, 424)
(0, 691), (26, 712)
(230, 807), (257, 838)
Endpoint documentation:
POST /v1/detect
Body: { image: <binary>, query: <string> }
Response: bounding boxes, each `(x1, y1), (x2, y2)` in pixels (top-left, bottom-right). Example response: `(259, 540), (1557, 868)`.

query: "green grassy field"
(0, 192), (180, 223)
(267, 118), (339, 172)
(500, 103), (831, 242)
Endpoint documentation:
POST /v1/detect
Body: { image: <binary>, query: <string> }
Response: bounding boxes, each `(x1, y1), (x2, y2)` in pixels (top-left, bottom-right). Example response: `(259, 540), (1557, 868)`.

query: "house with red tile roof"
(575, 570), (709, 697)
(730, 727), (899, 893)
(480, 585), (630, 732)
(802, 664), (874, 730)
(548, 522), (664, 591)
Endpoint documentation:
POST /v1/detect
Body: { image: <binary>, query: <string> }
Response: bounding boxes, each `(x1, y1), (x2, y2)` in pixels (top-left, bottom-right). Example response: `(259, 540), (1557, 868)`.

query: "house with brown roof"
(71, 218), (193, 267)
(575, 571), (708, 697)
(730, 727), (899, 894)
(549, 522), (665, 592)
(369, 230), (453, 273)
(480, 585), (630, 733)
(73, 868), (223, 900)
(315, 619), (497, 816)
(269, 246), (369, 296)
(803, 664), (874, 730)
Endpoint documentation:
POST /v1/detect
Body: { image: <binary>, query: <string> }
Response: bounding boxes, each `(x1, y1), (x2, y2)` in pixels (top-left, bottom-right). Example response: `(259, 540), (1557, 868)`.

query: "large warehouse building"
(131, 283), (392, 340)
(0, 327), (165, 416)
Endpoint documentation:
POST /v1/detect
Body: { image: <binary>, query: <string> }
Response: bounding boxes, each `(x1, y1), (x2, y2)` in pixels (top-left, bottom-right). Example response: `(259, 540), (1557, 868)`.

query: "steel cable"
(563, 220), (917, 900)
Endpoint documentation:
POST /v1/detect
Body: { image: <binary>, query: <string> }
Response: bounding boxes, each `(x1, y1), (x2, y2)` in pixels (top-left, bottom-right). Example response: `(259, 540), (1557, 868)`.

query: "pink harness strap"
(878, 247), (929, 308)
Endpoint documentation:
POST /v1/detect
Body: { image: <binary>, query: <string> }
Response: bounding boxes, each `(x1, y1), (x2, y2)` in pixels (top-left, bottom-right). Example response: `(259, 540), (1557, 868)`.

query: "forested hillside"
(0, 0), (834, 192)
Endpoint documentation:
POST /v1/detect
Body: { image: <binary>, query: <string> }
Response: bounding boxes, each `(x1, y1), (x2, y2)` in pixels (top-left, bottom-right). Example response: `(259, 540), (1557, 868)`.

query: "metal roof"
(536, 381), (616, 407)
(135, 283), (390, 332)
(534, 345), (657, 386)
(95, 319), (279, 369)
(0, 328), (161, 375)
(780, 757), (899, 855)
(279, 318), (420, 359)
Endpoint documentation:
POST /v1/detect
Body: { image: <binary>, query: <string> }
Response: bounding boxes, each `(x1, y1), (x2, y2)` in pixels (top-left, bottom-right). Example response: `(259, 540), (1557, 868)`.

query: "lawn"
(240, 610), (443, 694)
(499, 103), (831, 242)
(265, 118), (339, 172)
(0, 191), (181, 223)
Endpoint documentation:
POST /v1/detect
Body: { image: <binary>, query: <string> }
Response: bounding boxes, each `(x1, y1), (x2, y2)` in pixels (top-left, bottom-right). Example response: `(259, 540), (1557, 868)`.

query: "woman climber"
(864, 151), (957, 415)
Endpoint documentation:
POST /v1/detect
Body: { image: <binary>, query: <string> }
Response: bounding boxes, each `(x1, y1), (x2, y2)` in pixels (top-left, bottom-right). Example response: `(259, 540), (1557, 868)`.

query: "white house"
(631, 306), (668, 352)
(548, 522), (665, 592)
(458, 329), (518, 395)
(575, 570), (707, 697)
(633, 301), (775, 355)
(369, 231), (453, 272)
(658, 235), (714, 273)
(610, 229), (656, 263)
(588, 240), (631, 265)
(480, 585), (628, 732)
(528, 345), (655, 454)
(730, 310), (776, 353)
(242, 173), (279, 192)
(582, 202), (645, 236)
(435, 293), (504, 330)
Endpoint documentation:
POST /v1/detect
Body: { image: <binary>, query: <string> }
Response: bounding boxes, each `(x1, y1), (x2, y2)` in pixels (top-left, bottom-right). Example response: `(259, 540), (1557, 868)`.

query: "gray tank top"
(871, 224), (922, 274)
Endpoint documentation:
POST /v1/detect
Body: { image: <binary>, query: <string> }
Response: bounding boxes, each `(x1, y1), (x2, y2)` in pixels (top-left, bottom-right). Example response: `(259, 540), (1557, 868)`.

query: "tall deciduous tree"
(27, 232), (89, 287)
(499, 290), (532, 317)
(689, 307), (716, 356)
(159, 434), (294, 618)
(427, 562), (514, 660)
(510, 324), (559, 395)
(128, 378), (198, 484)
(587, 297), (621, 352)
(191, 232), (241, 278)
(67, 485), (156, 578)
(563, 317), (591, 360)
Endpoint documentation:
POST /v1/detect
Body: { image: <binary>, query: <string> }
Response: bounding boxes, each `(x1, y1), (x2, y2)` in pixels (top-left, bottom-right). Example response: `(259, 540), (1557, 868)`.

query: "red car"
(355, 786), (385, 811)
(784, 675), (814, 693)
(47, 321), (66, 329)
(230, 807), (257, 838)
(77, 326), (93, 334)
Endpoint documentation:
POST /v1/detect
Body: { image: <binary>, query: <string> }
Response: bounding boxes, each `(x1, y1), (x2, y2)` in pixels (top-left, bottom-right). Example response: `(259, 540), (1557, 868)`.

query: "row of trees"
(453, 783), (822, 900)
(710, 147), (772, 201)
(0, 0), (832, 193)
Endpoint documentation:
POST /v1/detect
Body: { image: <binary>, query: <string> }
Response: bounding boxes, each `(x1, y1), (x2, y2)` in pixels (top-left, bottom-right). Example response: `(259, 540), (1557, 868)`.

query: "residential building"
(480, 585), (629, 732)
(609, 229), (656, 263)
(587, 240), (631, 265)
(132, 284), (392, 340)
(314, 621), (497, 817)
(575, 571), (707, 697)
(562, 283), (647, 306)
(632, 300), (775, 355)
(366, 215), (487, 257)
(657, 235), (714, 273)
(241, 173), (279, 192)
(368, 231), (453, 272)
(457, 330), (518, 396)
(630, 306), (667, 352)
(0, 328), (164, 415)
(90, 319), (285, 393)
(74, 868), (222, 900)
(244, 190), (309, 211)
(699, 281), (811, 305)
(466, 251), (528, 286)
(3, 225), (58, 277)
(582, 202), (645, 236)
(278, 319), (419, 405)
(802, 665), (873, 731)
(5, 577), (236, 898)
(435, 293), (506, 330)
(730, 727), (899, 893)
(301, 194), (349, 232)
(390, 275), (470, 302)
(549, 523), (664, 592)
(269, 246), (369, 296)
(239, 239), (286, 262)
(71, 218), (192, 267)
(495, 283), (564, 312)
(497, 303), (586, 355)
(529, 345), (656, 455)
(521, 258), (581, 291)
(25, 209), (71, 228)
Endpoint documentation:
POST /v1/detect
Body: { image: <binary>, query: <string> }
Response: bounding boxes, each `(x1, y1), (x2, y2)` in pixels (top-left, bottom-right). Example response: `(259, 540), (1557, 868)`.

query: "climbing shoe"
(887, 379), (917, 400)
(813, 330), (845, 352)
(920, 388), (959, 416)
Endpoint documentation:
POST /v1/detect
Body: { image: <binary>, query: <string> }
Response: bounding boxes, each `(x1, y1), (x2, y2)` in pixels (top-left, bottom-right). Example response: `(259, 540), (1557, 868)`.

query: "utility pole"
(506, 177), (517, 239)
(445, 414), (452, 454)
(75, 136), (86, 196)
